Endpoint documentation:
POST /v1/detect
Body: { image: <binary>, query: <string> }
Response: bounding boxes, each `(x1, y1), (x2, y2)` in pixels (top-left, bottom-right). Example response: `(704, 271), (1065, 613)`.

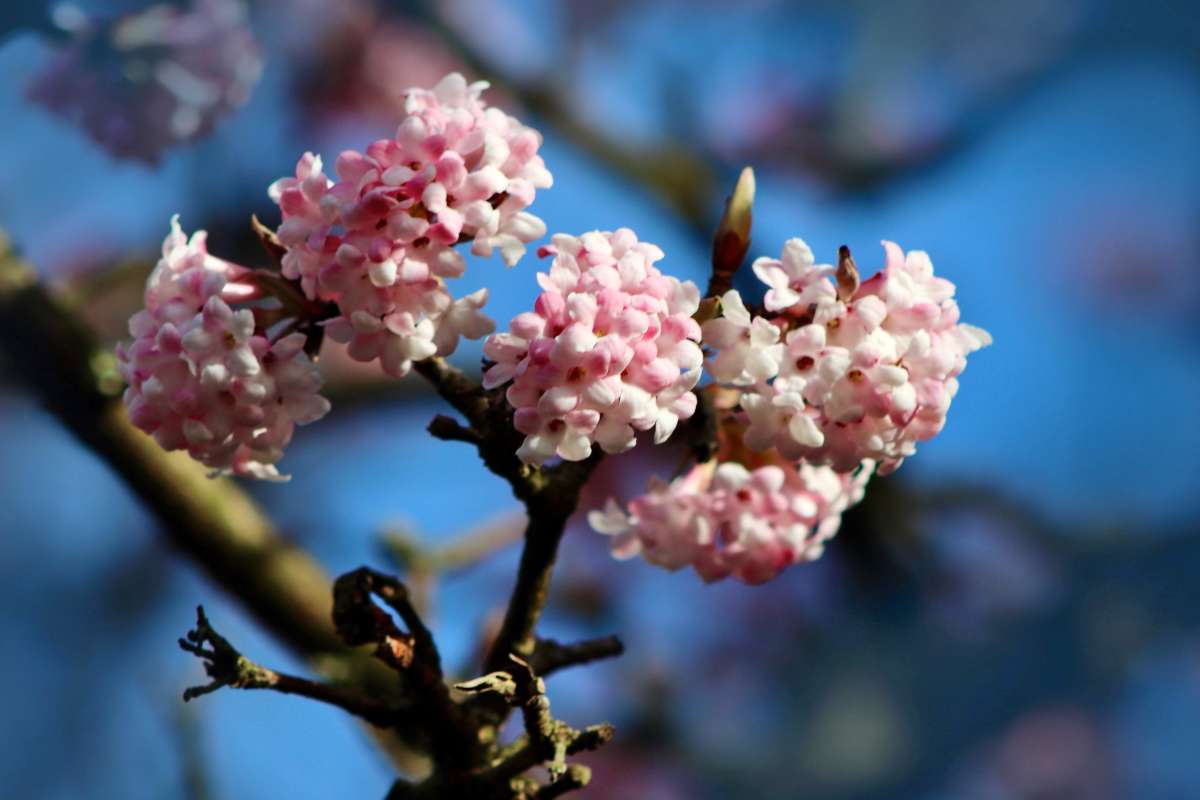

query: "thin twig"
(332, 567), (476, 766)
(481, 455), (604, 675)
(535, 765), (593, 799)
(529, 635), (625, 677)
(412, 356), (535, 499)
(409, 355), (607, 682)
(427, 413), (482, 445)
(383, 511), (525, 576)
(453, 656), (614, 792)
(179, 607), (404, 728)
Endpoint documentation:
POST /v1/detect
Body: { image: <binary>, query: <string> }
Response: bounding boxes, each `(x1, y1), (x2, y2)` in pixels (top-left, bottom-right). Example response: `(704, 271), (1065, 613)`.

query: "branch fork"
(178, 606), (403, 728)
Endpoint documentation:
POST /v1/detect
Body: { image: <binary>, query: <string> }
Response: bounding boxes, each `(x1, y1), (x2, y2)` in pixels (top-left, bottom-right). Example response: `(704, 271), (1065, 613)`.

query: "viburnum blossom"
(704, 239), (992, 474)
(483, 229), (703, 464)
(28, 0), (261, 163)
(117, 217), (330, 480)
(269, 73), (551, 376)
(700, 290), (784, 384)
(589, 457), (873, 584)
(111, 72), (991, 595)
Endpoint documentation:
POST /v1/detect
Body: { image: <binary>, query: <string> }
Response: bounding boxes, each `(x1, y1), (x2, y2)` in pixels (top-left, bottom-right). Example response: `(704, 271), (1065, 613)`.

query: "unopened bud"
(708, 166), (756, 297)
(251, 214), (287, 265)
(836, 245), (859, 302)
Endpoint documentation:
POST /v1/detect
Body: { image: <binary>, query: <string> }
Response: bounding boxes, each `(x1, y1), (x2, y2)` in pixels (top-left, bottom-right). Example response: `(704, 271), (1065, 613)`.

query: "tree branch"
(534, 766), (593, 800)
(382, 511), (524, 576)
(180, 606), (403, 728)
(450, 655), (614, 797)
(409, 357), (605, 674)
(480, 454), (603, 674)
(529, 635), (624, 677)
(427, 413), (482, 445)
(0, 236), (338, 657)
(332, 567), (441, 675)
(0, 237), (427, 765)
(411, 354), (607, 736)
(332, 567), (476, 766)
(412, 357), (492, 430)
(412, 356), (535, 499)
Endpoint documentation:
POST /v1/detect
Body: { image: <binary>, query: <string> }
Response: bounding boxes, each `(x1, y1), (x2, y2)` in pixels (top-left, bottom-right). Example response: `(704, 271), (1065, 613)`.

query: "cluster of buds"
(587, 181), (989, 582)
(113, 71), (991, 585)
(269, 73), (550, 377)
(482, 230), (703, 464)
(702, 239), (991, 474)
(590, 453), (873, 584)
(117, 217), (329, 480)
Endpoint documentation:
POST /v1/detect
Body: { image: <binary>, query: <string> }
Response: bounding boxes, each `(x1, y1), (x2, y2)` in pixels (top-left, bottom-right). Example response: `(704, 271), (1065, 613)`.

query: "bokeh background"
(2, 1), (1199, 798)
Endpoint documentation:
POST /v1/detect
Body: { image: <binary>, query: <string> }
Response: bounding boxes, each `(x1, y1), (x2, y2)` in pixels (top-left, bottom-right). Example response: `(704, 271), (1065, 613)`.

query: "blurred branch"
(380, 510), (525, 616)
(406, 0), (717, 231)
(0, 235), (336, 656)
(0, 234), (429, 765)
(405, 0), (1158, 223)
(174, 699), (212, 800)
(382, 510), (525, 576)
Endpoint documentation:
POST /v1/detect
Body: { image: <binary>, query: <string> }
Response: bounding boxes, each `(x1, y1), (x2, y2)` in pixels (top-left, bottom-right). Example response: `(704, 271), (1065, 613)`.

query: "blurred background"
(1, 0), (1198, 797)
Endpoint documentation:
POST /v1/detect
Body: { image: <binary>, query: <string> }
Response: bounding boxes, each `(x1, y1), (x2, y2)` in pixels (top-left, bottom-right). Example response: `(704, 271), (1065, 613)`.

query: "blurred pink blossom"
(27, 0), (262, 162)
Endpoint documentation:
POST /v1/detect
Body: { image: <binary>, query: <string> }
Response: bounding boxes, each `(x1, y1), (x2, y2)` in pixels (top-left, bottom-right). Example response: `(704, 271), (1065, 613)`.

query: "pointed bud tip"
(709, 166), (757, 294)
(836, 245), (859, 302)
(735, 166), (756, 203)
(725, 167), (755, 233)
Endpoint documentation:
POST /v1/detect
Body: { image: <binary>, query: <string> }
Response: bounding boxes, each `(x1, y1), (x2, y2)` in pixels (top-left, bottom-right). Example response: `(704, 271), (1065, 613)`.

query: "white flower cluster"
(590, 459), (873, 584)
(590, 237), (991, 583)
(483, 230), (703, 464)
(117, 217), (329, 480)
(270, 73), (551, 377)
(704, 239), (991, 474)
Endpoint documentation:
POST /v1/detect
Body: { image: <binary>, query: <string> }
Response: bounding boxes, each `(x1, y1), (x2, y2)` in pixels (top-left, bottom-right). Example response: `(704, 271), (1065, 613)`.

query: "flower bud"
(708, 166), (756, 297)
(836, 245), (859, 302)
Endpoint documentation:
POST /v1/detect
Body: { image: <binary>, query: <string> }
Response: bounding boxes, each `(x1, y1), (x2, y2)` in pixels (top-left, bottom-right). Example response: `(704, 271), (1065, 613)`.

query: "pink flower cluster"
(483, 230), (703, 464)
(587, 237), (989, 583)
(704, 239), (992, 474)
(589, 458), (873, 584)
(28, 0), (261, 163)
(270, 73), (551, 377)
(117, 218), (330, 480)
